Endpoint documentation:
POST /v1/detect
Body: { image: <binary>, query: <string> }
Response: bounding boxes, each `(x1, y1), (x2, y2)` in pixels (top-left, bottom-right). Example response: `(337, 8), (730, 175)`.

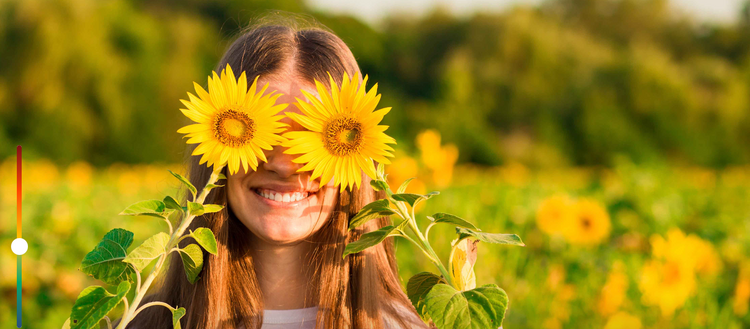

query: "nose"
(262, 144), (305, 178)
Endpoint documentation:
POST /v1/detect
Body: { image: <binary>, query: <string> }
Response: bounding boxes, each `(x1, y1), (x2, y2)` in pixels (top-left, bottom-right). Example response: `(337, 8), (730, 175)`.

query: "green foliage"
(123, 232), (170, 271)
(172, 307), (186, 329)
(392, 192), (439, 208)
(349, 199), (396, 229)
(178, 244), (204, 284)
(407, 272), (446, 320)
(79, 229), (135, 286)
(342, 225), (398, 258)
(455, 228), (525, 247)
(427, 213), (477, 230)
(119, 200), (169, 218)
(424, 284), (508, 329)
(169, 171), (196, 200)
(190, 228), (218, 255)
(69, 281), (130, 329)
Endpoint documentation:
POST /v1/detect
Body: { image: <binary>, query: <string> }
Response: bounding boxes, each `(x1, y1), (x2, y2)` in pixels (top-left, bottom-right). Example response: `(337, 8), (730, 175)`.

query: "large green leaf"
(391, 191), (439, 208)
(455, 228), (525, 246)
(425, 284), (508, 329)
(119, 200), (169, 218)
(179, 244), (204, 284)
(123, 232), (170, 271)
(342, 225), (397, 258)
(191, 227), (218, 255)
(79, 229), (135, 285)
(70, 281), (131, 329)
(172, 307), (186, 329)
(406, 272), (445, 321)
(428, 213), (478, 230)
(168, 170), (197, 199)
(349, 199), (395, 230)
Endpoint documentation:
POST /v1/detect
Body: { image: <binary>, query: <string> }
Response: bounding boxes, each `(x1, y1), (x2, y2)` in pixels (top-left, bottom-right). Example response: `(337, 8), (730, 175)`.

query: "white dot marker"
(11, 238), (28, 255)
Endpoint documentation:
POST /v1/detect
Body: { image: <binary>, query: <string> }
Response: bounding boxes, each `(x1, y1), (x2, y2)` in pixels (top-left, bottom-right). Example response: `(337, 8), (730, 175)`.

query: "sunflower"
(282, 72), (396, 192)
(177, 64), (288, 174)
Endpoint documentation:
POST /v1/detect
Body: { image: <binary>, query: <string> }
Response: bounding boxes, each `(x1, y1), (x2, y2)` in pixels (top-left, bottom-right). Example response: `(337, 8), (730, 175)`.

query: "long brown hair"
(122, 17), (427, 329)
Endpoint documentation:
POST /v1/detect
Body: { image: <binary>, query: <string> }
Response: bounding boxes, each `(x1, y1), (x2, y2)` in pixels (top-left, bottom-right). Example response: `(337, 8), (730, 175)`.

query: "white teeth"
(257, 189), (312, 203)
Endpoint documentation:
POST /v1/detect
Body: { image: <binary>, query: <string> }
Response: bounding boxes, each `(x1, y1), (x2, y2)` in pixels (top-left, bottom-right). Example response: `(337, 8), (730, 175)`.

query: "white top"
(257, 305), (421, 329)
(261, 306), (319, 329)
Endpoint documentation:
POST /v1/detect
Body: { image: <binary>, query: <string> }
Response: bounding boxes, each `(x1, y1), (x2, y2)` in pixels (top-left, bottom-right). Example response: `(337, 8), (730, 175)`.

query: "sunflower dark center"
(324, 115), (363, 156)
(581, 217), (592, 229)
(214, 110), (255, 147)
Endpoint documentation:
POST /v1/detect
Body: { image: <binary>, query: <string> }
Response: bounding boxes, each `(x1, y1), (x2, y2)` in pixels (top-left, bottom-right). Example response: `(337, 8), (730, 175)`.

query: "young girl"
(122, 19), (429, 329)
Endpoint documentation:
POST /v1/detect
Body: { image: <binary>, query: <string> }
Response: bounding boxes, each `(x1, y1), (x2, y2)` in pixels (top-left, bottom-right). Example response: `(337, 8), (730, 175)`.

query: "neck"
(250, 238), (318, 310)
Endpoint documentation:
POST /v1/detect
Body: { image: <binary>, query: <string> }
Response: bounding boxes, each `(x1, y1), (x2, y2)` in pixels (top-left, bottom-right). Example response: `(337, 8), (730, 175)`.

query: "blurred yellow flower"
(65, 161), (93, 191)
(640, 258), (695, 317)
(603, 312), (642, 329)
(416, 129), (459, 188)
(734, 263), (750, 316)
(597, 261), (629, 316)
(178, 64), (288, 174)
(385, 154), (426, 194)
(639, 228), (718, 317)
(563, 198), (611, 246)
(283, 72), (396, 192)
(536, 195), (573, 236)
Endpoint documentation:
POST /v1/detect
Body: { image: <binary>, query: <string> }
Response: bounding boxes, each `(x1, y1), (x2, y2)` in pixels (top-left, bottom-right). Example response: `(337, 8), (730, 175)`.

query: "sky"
(307, 0), (745, 26)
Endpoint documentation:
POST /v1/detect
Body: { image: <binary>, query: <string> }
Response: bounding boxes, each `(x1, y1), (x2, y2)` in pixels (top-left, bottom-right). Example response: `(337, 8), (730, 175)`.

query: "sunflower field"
(2, 130), (749, 328)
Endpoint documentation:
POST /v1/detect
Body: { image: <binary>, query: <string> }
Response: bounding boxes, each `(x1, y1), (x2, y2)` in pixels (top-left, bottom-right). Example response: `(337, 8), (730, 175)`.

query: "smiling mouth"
(252, 188), (317, 203)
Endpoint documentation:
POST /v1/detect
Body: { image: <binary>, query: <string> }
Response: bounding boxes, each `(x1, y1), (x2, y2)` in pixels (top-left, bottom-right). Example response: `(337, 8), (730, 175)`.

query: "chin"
(251, 214), (325, 245)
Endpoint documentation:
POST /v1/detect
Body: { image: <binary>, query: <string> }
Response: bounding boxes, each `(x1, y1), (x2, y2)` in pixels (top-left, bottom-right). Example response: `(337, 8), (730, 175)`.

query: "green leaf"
(376, 162), (385, 177)
(391, 191), (439, 208)
(79, 229), (135, 285)
(205, 183), (224, 190)
(70, 281), (131, 329)
(217, 173), (227, 180)
(179, 244), (204, 284)
(123, 232), (170, 271)
(343, 225), (398, 258)
(397, 177), (415, 194)
(427, 213), (478, 230)
(187, 202), (204, 216)
(456, 228), (525, 247)
(169, 170), (197, 200)
(370, 179), (388, 192)
(119, 200), (168, 218)
(163, 196), (182, 211)
(202, 204), (224, 214)
(407, 272), (446, 321)
(349, 199), (395, 230)
(425, 284), (508, 329)
(172, 307), (186, 329)
(191, 228), (218, 255)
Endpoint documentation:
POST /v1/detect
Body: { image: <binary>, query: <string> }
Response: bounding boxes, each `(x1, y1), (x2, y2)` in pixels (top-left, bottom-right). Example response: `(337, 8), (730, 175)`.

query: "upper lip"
(250, 182), (320, 194)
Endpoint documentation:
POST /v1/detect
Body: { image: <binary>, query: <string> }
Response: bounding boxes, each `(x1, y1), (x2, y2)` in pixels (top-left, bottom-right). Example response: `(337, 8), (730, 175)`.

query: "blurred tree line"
(1, 0), (749, 167)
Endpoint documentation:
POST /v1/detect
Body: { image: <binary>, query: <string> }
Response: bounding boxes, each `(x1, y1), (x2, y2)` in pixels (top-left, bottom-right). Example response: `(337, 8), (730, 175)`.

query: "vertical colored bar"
(17, 145), (22, 328)
(17, 145), (21, 238)
(17, 255), (22, 328)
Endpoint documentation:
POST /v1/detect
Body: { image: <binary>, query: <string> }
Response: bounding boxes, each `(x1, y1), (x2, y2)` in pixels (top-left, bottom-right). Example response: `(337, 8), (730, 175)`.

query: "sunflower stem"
(116, 166), (223, 329)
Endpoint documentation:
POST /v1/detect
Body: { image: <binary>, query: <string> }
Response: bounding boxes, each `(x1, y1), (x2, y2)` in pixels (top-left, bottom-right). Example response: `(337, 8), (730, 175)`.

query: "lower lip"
(251, 189), (318, 208)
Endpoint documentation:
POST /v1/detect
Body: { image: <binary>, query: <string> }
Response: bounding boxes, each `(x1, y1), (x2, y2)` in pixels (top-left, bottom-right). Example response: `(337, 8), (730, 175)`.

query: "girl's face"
(227, 78), (338, 245)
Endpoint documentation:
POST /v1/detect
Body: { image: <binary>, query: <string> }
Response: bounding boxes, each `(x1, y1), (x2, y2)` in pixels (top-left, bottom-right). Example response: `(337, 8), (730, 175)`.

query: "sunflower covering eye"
(282, 72), (396, 192)
(177, 64), (289, 174)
